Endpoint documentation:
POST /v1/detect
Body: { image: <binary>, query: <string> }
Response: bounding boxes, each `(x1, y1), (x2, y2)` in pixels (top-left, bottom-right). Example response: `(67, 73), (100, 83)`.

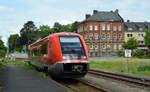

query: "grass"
(38, 72), (47, 78)
(90, 57), (150, 76)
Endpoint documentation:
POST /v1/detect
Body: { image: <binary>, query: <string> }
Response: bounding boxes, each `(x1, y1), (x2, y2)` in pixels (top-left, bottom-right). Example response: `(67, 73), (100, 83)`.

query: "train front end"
(50, 33), (89, 78)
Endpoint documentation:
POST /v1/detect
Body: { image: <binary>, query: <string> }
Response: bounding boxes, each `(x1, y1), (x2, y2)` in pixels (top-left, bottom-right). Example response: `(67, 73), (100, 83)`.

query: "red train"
(28, 32), (89, 78)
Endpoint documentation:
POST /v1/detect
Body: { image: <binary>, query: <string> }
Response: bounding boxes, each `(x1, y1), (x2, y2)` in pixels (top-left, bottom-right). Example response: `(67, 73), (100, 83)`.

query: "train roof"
(28, 32), (80, 50)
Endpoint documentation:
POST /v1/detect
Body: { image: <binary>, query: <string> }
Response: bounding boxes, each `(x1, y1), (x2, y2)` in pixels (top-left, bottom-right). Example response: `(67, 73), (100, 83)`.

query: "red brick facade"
(78, 18), (124, 56)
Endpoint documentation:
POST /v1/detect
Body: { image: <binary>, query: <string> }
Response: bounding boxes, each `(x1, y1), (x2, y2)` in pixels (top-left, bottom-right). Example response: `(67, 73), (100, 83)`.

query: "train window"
(41, 43), (47, 56)
(59, 36), (86, 60)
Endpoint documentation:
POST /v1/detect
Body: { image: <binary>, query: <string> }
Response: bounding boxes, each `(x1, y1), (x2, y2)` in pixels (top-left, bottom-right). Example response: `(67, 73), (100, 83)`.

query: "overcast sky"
(0, 0), (150, 45)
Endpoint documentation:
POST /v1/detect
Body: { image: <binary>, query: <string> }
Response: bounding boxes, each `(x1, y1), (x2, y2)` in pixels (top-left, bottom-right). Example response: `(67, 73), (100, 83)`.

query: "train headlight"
(81, 56), (86, 59)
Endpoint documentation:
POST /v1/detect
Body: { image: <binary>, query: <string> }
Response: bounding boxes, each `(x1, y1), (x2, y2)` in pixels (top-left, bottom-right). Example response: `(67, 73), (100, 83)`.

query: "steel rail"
(88, 69), (150, 88)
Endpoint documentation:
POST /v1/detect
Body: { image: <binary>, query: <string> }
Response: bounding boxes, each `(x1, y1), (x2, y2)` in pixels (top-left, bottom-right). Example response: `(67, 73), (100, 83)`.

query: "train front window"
(59, 36), (86, 60)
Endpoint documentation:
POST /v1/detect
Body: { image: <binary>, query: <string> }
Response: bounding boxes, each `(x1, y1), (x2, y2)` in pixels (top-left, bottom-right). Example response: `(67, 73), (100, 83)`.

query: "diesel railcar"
(28, 32), (89, 78)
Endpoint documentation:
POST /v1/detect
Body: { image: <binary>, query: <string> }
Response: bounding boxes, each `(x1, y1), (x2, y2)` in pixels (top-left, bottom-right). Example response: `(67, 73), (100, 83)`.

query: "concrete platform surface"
(0, 65), (68, 92)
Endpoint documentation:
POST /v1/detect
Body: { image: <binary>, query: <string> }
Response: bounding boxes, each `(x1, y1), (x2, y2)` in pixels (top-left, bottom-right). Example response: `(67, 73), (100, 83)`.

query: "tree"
(20, 21), (37, 45)
(70, 21), (79, 33)
(145, 28), (150, 47)
(53, 22), (62, 33)
(8, 34), (22, 52)
(0, 39), (7, 58)
(124, 38), (138, 50)
(38, 25), (55, 38)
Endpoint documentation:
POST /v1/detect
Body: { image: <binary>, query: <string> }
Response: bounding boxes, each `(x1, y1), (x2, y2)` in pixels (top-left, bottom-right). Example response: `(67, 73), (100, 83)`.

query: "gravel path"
(0, 64), (68, 92)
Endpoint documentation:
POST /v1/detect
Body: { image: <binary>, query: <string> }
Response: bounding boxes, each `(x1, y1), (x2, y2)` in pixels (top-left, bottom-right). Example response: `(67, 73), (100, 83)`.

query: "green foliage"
(145, 28), (150, 47)
(8, 21), (79, 53)
(90, 59), (150, 76)
(135, 50), (144, 57)
(0, 40), (7, 58)
(124, 38), (138, 49)
(118, 50), (124, 57)
(146, 52), (150, 58)
(8, 34), (22, 52)
(137, 65), (150, 71)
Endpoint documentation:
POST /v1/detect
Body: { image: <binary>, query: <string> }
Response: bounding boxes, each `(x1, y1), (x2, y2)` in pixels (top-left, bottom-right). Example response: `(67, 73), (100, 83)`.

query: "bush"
(147, 52), (150, 58)
(135, 49), (144, 57)
(118, 50), (124, 57)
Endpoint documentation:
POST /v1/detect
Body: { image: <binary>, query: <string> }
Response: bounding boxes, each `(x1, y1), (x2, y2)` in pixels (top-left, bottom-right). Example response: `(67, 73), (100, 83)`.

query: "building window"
(119, 33), (121, 40)
(107, 44), (110, 49)
(95, 25), (98, 30)
(102, 24), (105, 30)
(138, 34), (144, 38)
(119, 44), (122, 49)
(127, 34), (133, 38)
(107, 33), (110, 40)
(128, 28), (132, 30)
(90, 43), (93, 49)
(139, 28), (143, 31)
(103, 43), (105, 49)
(118, 25), (121, 31)
(95, 33), (98, 40)
(114, 33), (117, 40)
(102, 33), (105, 40)
(107, 24), (110, 30)
(95, 43), (98, 49)
(138, 40), (144, 45)
(113, 44), (117, 50)
(90, 25), (93, 30)
(90, 33), (93, 40)
(113, 25), (117, 31)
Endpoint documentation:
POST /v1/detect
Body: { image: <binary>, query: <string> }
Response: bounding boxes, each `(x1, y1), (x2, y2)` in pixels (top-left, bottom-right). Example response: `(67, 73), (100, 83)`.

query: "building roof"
(124, 22), (150, 32)
(80, 10), (124, 24)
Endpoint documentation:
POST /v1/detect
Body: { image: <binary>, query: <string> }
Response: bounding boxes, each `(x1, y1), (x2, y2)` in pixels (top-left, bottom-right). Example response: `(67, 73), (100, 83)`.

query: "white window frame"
(114, 33), (117, 40)
(95, 25), (98, 30)
(107, 24), (110, 30)
(119, 33), (121, 40)
(119, 44), (122, 49)
(114, 44), (117, 50)
(128, 28), (132, 30)
(118, 25), (121, 31)
(95, 33), (98, 40)
(103, 33), (105, 40)
(95, 43), (98, 49)
(90, 25), (93, 31)
(90, 43), (93, 49)
(113, 25), (117, 31)
(90, 33), (93, 40)
(102, 24), (105, 30)
(138, 34), (144, 38)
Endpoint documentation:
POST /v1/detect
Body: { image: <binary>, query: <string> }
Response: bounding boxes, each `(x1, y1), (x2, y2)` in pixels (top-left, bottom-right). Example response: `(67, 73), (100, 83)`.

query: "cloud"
(0, 0), (150, 46)
(0, 6), (14, 12)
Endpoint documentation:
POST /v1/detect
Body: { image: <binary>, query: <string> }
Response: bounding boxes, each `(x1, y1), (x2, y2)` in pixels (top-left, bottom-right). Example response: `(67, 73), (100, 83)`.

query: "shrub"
(135, 49), (144, 57)
(118, 50), (124, 57)
(147, 52), (150, 58)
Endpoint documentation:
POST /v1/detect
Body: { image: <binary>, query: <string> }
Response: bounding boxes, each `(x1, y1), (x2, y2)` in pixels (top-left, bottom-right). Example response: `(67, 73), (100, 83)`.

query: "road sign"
(125, 49), (132, 57)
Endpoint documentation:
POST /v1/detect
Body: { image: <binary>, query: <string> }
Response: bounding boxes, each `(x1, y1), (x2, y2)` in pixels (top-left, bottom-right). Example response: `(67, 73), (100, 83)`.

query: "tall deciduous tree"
(53, 22), (62, 32)
(0, 39), (6, 58)
(20, 21), (37, 45)
(8, 34), (22, 52)
(70, 21), (79, 33)
(124, 38), (138, 50)
(145, 28), (150, 47)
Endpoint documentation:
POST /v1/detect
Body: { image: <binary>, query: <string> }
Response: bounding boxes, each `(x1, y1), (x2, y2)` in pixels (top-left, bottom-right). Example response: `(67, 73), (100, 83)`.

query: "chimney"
(93, 10), (98, 15)
(115, 9), (119, 14)
(85, 14), (91, 19)
(127, 20), (130, 22)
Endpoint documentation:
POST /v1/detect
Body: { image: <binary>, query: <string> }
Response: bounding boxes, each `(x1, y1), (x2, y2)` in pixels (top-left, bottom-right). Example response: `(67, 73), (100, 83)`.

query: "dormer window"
(139, 28), (143, 31)
(128, 28), (132, 30)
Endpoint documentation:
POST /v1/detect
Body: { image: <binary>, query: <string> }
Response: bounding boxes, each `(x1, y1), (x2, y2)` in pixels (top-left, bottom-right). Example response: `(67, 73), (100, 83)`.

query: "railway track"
(88, 69), (150, 89)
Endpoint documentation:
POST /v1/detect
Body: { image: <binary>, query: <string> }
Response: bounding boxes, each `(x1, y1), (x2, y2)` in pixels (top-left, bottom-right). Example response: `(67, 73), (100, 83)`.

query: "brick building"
(77, 9), (124, 56)
(124, 22), (150, 50)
